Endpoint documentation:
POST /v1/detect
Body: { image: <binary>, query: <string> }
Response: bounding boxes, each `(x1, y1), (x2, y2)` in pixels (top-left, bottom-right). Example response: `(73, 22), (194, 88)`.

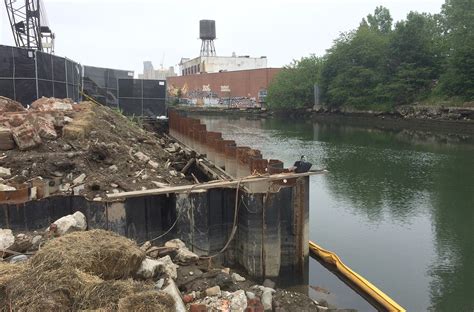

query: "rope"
(200, 178), (243, 259)
(139, 212), (180, 245)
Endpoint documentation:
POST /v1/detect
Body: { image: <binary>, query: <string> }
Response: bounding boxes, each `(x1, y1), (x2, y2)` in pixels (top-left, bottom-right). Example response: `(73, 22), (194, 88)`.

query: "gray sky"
(1, 0), (444, 76)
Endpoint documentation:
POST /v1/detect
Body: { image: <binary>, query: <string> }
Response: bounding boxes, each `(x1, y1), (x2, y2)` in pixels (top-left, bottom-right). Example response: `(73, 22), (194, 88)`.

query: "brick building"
(167, 68), (281, 107)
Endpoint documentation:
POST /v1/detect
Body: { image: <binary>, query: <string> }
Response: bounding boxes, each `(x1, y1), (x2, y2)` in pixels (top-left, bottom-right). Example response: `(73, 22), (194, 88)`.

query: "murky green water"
(196, 114), (474, 312)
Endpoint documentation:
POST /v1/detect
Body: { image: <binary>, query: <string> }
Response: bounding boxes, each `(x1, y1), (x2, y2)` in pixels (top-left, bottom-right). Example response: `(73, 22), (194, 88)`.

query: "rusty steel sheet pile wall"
(167, 109), (309, 283)
(169, 109), (288, 179)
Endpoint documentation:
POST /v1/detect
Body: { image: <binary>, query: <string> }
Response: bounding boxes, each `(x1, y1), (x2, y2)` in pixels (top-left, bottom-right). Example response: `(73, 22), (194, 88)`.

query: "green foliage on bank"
(267, 0), (474, 110)
(266, 56), (324, 109)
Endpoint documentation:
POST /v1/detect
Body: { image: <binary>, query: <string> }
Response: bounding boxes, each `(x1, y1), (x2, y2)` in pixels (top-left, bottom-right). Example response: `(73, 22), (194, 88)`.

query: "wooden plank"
(107, 171), (327, 199)
(181, 158), (195, 174)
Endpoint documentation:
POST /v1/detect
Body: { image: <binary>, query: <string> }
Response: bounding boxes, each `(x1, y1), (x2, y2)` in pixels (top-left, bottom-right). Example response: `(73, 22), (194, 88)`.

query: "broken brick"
(11, 121), (42, 150)
(0, 127), (15, 150)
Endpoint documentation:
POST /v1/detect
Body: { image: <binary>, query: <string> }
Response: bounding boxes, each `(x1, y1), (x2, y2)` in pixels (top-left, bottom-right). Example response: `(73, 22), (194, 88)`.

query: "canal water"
(195, 114), (474, 312)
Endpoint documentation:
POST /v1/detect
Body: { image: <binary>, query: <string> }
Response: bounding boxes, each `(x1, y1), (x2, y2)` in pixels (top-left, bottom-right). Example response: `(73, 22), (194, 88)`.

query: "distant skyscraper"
(138, 61), (177, 80)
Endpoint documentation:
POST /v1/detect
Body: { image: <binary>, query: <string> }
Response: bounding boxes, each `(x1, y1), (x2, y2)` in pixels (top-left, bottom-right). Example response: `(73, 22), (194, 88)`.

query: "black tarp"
(83, 66), (133, 108)
(0, 44), (82, 106)
(118, 78), (166, 117)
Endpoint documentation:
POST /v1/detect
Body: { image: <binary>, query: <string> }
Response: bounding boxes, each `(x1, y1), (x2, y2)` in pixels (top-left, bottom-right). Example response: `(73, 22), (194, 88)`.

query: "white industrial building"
(179, 55), (268, 76)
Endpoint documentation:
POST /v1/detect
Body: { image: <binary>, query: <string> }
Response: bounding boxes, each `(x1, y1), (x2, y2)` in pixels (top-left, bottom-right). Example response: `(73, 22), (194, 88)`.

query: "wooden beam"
(181, 158), (195, 174)
(107, 171), (327, 199)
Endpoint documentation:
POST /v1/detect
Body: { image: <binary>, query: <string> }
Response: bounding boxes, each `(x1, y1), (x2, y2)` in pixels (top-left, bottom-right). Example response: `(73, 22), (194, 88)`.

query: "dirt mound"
(118, 290), (175, 312)
(31, 229), (145, 279)
(0, 98), (193, 199)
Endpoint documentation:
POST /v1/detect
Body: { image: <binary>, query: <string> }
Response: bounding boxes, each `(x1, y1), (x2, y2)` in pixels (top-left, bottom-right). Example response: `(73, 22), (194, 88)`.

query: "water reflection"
(195, 114), (474, 311)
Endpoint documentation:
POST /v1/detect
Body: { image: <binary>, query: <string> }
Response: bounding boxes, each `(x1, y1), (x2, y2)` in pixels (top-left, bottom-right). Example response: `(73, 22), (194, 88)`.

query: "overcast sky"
(1, 0), (445, 76)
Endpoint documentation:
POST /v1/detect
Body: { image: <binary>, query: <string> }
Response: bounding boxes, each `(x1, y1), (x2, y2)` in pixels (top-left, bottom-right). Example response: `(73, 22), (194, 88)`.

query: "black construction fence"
(0, 44), (82, 106)
(118, 78), (167, 117)
(0, 44), (167, 117)
(82, 65), (133, 108)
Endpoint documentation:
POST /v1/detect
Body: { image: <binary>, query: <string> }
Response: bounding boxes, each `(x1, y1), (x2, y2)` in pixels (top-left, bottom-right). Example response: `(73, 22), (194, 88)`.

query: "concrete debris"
(232, 272), (246, 282)
(136, 258), (163, 279)
(31, 235), (43, 247)
(175, 247), (199, 263)
(230, 289), (247, 311)
(72, 173), (86, 185)
(48, 211), (87, 235)
(134, 151), (150, 163)
(221, 267), (230, 274)
(0, 228), (15, 250)
(155, 278), (165, 289)
(157, 255), (179, 280)
(246, 291), (256, 300)
(108, 164), (118, 172)
(163, 278), (187, 312)
(230, 290), (248, 311)
(0, 183), (15, 191)
(205, 285), (221, 297)
(0, 166), (11, 178)
(165, 238), (186, 249)
(148, 160), (159, 168)
(261, 287), (274, 311)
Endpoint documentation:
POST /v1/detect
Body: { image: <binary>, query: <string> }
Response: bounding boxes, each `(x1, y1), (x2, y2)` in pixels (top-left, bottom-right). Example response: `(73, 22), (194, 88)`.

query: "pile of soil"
(0, 98), (195, 199)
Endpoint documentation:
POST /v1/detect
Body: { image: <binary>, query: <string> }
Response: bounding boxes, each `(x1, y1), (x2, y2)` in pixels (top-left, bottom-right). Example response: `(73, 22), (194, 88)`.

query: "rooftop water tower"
(200, 20), (216, 57)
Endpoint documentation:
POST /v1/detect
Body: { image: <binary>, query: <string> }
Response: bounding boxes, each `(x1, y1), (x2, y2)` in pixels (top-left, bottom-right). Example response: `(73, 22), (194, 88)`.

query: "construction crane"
(4, 0), (55, 53)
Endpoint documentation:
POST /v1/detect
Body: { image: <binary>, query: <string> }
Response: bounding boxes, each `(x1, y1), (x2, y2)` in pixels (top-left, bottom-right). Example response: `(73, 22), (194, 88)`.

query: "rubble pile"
(0, 96), (193, 200)
(0, 212), (338, 312)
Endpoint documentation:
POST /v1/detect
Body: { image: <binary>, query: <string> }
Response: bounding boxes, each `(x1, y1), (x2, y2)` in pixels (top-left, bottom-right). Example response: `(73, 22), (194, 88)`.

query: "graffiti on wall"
(168, 83), (262, 108)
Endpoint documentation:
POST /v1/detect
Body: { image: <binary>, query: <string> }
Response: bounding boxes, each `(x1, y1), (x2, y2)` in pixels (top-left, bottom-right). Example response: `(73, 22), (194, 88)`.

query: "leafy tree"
(320, 15), (391, 109)
(439, 0), (474, 100)
(367, 6), (393, 34)
(267, 56), (324, 109)
(386, 12), (443, 104)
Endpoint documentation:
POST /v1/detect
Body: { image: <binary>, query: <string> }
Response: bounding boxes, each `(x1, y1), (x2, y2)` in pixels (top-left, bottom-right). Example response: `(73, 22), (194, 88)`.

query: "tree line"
(267, 0), (474, 110)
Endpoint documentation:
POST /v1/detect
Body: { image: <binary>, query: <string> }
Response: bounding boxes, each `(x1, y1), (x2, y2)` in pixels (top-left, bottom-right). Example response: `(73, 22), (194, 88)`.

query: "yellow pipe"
(80, 91), (103, 106)
(309, 241), (406, 312)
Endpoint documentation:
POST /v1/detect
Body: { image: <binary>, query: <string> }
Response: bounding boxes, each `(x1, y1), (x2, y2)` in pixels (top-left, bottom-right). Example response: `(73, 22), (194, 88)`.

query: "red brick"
(183, 294), (194, 304)
(35, 116), (57, 140)
(0, 96), (25, 113)
(189, 304), (207, 312)
(0, 127), (15, 150)
(11, 121), (42, 150)
(245, 298), (264, 312)
(31, 97), (73, 111)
